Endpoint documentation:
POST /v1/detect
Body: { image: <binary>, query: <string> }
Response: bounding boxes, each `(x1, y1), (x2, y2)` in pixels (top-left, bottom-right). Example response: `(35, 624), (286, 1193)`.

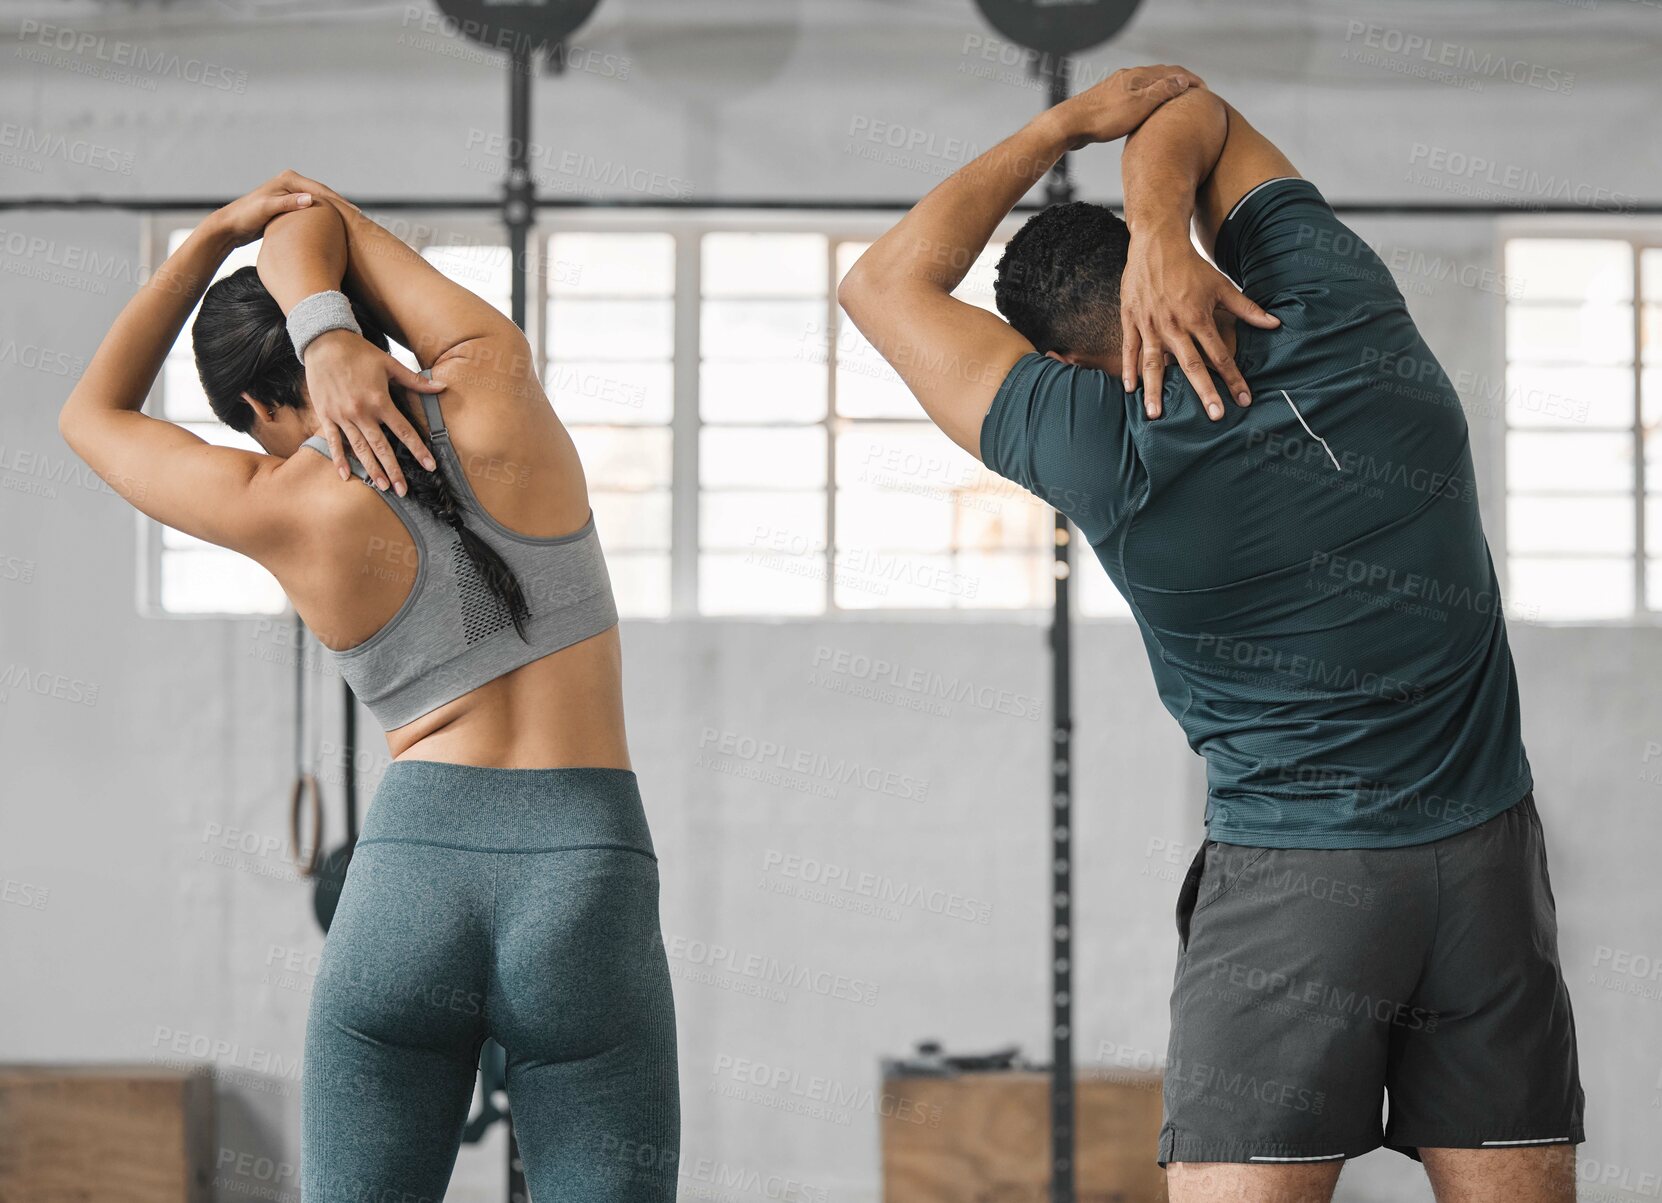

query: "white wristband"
(287, 290), (362, 362)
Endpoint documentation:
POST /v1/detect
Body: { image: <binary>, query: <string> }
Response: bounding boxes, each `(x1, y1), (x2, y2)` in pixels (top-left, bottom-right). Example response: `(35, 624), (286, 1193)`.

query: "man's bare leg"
(1166, 1161), (1343, 1203)
(1421, 1146), (1577, 1203)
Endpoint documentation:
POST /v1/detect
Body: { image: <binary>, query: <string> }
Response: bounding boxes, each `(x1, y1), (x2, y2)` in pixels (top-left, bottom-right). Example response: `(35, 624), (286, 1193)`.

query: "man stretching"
(839, 66), (1581, 1202)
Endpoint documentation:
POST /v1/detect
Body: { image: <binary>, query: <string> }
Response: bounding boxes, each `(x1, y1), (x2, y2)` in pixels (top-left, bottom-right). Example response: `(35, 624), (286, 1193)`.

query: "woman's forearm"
(311, 191), (444, 356)
(257, 203), (349, 315)
(62, 217), (236, 424)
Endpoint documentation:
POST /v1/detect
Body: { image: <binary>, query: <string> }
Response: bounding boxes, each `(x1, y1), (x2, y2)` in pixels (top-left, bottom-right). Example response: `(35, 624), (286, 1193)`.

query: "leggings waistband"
(358, 761), (655, 858)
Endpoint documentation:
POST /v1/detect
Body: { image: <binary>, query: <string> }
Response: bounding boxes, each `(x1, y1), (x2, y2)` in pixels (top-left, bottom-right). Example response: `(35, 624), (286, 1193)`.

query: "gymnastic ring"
(290, 771), (323, 878)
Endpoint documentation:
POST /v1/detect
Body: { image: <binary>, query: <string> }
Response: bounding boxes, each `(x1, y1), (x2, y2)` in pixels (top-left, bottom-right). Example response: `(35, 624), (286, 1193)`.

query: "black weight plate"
(972, 0), (1144, 56)
(433, 0), (603, 55)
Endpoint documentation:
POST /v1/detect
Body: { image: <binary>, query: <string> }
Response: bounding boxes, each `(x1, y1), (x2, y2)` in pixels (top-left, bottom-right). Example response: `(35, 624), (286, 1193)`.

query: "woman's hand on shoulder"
(304, 330), (443, 494)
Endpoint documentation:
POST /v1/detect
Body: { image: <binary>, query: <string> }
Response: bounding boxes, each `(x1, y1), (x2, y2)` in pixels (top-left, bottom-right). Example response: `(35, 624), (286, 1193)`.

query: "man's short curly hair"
(993, 201), (1130, 359)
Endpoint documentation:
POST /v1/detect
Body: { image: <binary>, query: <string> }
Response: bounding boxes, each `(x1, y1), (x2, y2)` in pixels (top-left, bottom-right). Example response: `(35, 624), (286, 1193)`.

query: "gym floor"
(2, 3), (1658, 1201)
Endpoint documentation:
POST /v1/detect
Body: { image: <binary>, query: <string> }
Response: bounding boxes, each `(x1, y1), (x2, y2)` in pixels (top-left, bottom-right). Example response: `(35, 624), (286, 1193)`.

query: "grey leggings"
(301, 762), (679, 1202)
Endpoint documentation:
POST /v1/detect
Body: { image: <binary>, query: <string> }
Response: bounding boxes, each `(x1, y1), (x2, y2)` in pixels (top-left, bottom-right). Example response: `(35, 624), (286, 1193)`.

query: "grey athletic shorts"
(1159, 792), (1583, 1166)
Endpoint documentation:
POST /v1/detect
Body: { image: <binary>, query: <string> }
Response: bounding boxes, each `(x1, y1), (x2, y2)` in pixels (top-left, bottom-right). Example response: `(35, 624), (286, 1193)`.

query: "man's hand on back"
(1119, 234), (1279, 420)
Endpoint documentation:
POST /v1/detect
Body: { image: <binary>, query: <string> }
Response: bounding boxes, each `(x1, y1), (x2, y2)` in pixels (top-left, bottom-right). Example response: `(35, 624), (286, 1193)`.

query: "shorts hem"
(1158, 1125), (1378, 1167)
(1382, 1127), (1584, 1160)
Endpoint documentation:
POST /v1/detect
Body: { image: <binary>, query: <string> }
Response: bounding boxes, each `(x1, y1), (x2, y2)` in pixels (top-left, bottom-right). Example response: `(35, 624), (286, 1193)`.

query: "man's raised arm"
(838, 66), (1195, 457)
(1118, 90), (1293, 415)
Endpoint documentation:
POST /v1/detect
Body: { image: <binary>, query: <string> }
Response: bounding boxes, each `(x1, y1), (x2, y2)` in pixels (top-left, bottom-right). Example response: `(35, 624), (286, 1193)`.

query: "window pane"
(702, 491), (826, 550)
(548, 361), (672, 425)
(954, 241), (1008, 314)
(700, 360), (827, 423)
(161, 548), (286, 614)
(1506, 431), (1632, 493)
(1503, 365), (1632, 429)
(549, 233), (674, 297)
(567, 426), (671, 491)
(548, 298), (673, 360)
(1644, 368), (1662, 430)
(1505, 303), (1633, 365)
(590, 491), (670, 551)
(701, 300), (825, 360)
(701, 552), (825, 615)
(606, 552), (670, 619)
(703, 233), (826, 297)
(832, 550), (962, 610)
(1077, 559), (1133, 618)
(1644, 305), (1662, 366)
(1507, 496), (1634, 555)
(1505, 239), (1631, 303)
(838, 485), (955, 551)
(422, 244), (511, 315)
(835, 424), (1043, 553)
(701, 426), (825, 490)
(1648, 498), (1662, 557)
(835, 322), (916, 419)
(1644, 249), (1662, 303)
(1509, 556), (1632, 621)
(957, 552), (1053, 610)
(163, 355), (212, 421)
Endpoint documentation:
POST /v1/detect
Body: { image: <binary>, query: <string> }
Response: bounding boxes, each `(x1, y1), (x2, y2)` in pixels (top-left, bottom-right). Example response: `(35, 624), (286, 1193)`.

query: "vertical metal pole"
(503, 44), (536, 1203)
(1042, 50), (1077, 1203)
(506, 43), (535, 332)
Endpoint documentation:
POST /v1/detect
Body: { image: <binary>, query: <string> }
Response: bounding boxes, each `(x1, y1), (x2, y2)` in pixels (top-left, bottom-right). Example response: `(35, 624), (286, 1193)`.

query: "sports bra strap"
(301, 435), (371, 482)
(418, 370), (449, 442)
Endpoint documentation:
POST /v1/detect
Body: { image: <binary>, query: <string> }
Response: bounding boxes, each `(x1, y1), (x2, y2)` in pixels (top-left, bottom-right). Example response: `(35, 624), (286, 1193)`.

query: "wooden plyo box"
(882, 1069), (1166, 1203)
(0, 1065), (215, 1203)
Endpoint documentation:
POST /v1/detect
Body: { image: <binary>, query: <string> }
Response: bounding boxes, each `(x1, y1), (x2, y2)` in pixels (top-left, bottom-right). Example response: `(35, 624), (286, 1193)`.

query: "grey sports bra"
(300, 386), (617, 730)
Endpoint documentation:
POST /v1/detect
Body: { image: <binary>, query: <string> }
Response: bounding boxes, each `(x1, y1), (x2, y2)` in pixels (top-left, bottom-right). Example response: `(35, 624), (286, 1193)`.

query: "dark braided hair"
(192, 265), (529, 641)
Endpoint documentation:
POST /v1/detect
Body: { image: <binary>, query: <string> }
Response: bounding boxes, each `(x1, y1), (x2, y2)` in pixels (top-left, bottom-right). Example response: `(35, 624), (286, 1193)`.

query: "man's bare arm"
(1194, 101), (1302, 248)
(1119, 88), (1283, 417)
(839, 66), (1195, 457)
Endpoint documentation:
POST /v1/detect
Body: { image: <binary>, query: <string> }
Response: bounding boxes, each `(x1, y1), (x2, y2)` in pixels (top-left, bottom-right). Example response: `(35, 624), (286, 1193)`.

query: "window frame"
(1497, 216), (1662, 627)
(141, 206), (1075, 625)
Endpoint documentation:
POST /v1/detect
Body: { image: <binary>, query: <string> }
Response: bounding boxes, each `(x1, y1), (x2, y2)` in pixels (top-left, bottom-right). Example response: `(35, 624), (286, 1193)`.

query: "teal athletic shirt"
(980, 178), (1532, 849)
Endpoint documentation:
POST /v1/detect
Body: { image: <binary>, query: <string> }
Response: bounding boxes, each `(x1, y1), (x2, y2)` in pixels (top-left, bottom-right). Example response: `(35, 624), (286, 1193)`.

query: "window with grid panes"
(1503, 237), (1660, 621)
(544, 232), (676, 617)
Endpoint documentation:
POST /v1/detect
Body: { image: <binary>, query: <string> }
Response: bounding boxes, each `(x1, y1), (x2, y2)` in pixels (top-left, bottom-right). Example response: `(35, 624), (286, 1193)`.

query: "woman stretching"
(59, 173), (679, 1202)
